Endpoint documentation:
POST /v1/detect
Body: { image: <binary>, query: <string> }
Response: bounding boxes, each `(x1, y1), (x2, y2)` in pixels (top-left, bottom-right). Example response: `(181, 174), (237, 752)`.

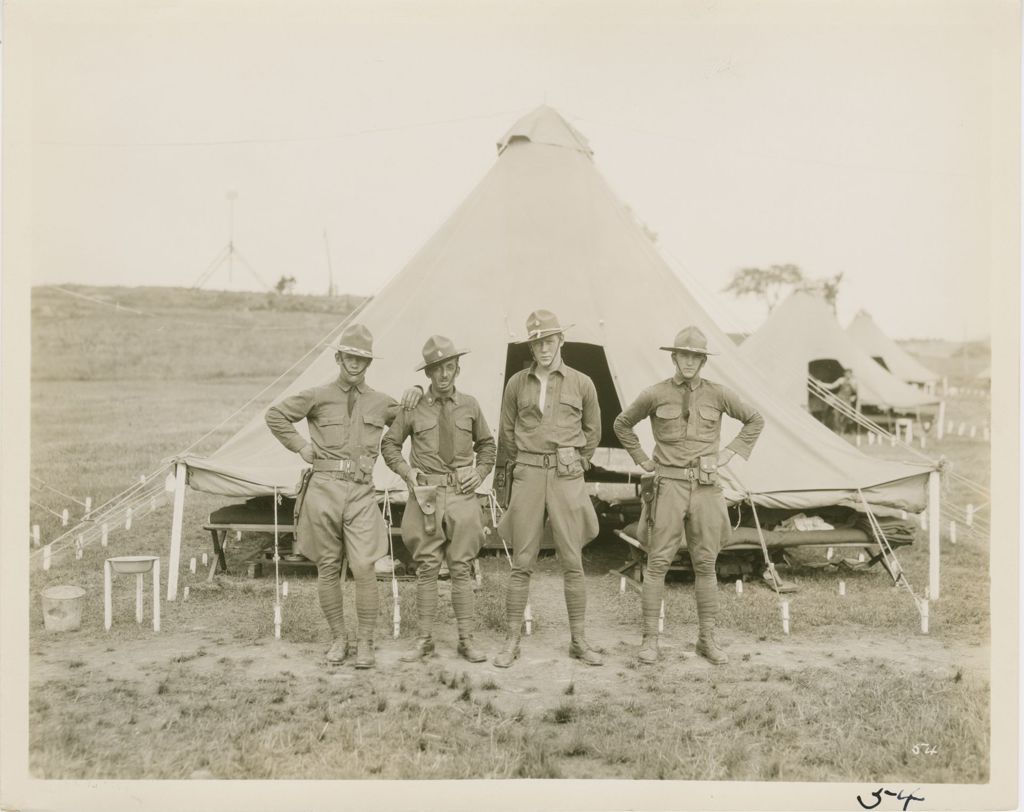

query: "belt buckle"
(542, 454), (551, 468)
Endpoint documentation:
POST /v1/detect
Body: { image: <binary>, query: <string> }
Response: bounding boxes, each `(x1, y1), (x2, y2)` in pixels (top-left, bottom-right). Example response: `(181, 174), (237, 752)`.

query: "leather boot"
(696, 631), (729, 665)
(354, 639), (375, 669)
(492, 633), (521, 668)
(399, 636), (435, 662)
(325, 635), (349, 665)
(568, 637), (604, 666)
(456, 635), (487, 663)
(637, 634), (659, 664)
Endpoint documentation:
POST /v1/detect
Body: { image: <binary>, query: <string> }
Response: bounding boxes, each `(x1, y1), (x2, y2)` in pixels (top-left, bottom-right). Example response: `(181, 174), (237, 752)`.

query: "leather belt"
(312, 458), (358, 473)
(514, 451), (556, 468)
(417, 471), (458, 487)
(655, 463), (700, 481)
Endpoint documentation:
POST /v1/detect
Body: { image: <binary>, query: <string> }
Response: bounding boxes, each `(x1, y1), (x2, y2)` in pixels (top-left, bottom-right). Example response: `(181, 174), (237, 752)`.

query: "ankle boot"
(325, 635), (349, 665)
(637, 634), (659, 664)
(354, 639), (375, 669)
(492, 633), (521, 668)
(696, 630), (728, 665)
(568, 637), (604, 666)
(456, 635), (487, 663)
(399, 636), (434, 662)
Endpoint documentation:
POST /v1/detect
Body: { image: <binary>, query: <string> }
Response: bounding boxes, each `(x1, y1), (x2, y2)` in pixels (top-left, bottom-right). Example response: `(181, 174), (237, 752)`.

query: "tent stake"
(838, 580), (846, 596)
(524, 603), (533, 636)
(166, 462), (187, 600)
(61, 508), (69, 527)
(949, 521), (957, 545)
(781, 600), (790, 634)
(658, 600), (665, 633)
(920, 599), (929, 634)
(43, 545), (52, 571)
(966, 504), (974, 526)
(101, 524), (109, 547)
(32, 524), (40, 547)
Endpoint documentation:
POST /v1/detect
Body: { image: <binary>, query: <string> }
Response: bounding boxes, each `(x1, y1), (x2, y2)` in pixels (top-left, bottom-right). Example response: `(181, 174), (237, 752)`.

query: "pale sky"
(11, 0), (1019, 339)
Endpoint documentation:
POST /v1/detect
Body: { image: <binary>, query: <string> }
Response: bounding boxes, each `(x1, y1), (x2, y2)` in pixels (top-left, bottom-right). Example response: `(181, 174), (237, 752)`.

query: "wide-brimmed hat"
(415, 335), (470, 371)
(330, 323), (377, 359)
(659, 325), (717, 355)
(514, 309), (574, 344)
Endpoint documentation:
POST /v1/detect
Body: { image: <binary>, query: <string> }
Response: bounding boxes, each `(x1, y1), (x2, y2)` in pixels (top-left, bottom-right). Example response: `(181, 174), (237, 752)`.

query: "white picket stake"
(84, 496), (92, 516)
(201, 552), (208, 566)
(43, 545), (52, 570)
(125, 507), (133, 530)
(61, 509), (69, 527)
(75, 535), (84, 560)
(781, 601), (790, 635)
(969, 425), (977, 439)
(139, 475), (146, 485)
(101, 523), (109, 547)
(966, 505), (974, 526)
(524, 602), (533, 636)
(189, 557), (196, 574)
(235, 531), (242, 542)
(658, 599), (665, 633)
(183, 586), (190, 601)
(826, 546), (834, 560)
(857, 552), (866, 563)
(735, 579), (743, 594)
(838, 580), (846, 596)
(32, 525), (40, 547)
(282, 581), (289, 598)
(920, 599), (929, 634)
(392, 578), (401, 638)
(928, 470), (941, 600)
(274, 604), (282, 640)
(949, 521), (957, 545)
(619, 576), (626, 593)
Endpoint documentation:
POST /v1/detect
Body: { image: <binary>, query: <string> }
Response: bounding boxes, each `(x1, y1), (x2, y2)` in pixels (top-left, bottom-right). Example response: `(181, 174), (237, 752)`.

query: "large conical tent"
(739, 291), (941, 414)
(846, 310), (941, 387)
(183, 107), (933, 513)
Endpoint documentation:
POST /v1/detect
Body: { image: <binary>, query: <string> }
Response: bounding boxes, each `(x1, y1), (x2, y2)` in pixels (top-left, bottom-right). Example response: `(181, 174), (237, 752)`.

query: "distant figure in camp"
(819, 367), (857, 433)
(492, 309), (604, 668)
(265, 323), (416, 670)
(380, 336), (496, 664)
(613, 326), (764, 666)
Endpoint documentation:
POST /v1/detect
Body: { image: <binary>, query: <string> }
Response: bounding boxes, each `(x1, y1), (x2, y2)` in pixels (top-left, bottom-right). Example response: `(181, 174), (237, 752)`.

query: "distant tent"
(181, 108), (933, 518)
(846, 310), (941, 389)
(738, 292), (941, 414)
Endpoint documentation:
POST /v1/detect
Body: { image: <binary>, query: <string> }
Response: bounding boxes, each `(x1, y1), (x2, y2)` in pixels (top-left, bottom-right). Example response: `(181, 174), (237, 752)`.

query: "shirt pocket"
(696, 404), (721, 441)
(412, 415), (439, 455)
(314, 414), (348, 449)
(516, 393), (541, 430)
(454, 415), (475, 457)
(651, 403), (684, 442)
(557, 393), (583, 428)
(361, 412), (387, 451)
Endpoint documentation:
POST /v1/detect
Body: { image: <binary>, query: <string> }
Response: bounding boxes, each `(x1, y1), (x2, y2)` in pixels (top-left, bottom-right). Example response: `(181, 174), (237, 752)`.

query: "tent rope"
(855, 488), (926, 619)
(29, 499), (70, 521)
(31, 476), (88, 507)
(273, 486), (282, 639)
(720, 463), (781, 598)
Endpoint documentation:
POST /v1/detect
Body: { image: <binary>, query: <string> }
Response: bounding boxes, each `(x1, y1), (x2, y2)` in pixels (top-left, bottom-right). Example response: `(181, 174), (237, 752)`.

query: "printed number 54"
(912, 743), (938, 755)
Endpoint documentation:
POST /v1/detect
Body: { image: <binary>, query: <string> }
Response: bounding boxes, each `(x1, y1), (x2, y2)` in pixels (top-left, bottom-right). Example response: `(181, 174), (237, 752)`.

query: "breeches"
(640, 478), (730, 577)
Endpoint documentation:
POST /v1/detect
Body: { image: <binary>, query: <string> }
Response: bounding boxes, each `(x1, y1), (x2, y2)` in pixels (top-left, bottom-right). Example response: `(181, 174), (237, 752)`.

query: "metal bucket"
(41, 585), (86, 632)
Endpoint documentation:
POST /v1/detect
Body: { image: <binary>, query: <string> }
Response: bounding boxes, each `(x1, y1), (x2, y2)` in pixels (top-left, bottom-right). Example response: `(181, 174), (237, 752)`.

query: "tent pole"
(167, 462), (188, 601)
(928, 470), (941, 600)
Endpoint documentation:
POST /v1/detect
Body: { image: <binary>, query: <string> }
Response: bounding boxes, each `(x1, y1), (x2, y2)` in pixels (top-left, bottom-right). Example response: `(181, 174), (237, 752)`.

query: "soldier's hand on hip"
(458, 469), (482, 493)
(299, 444), (315, 464)
(717, 449), (735, 468)
(405, 469), (421, 496)
(401, 386), (424, 410)
(639, 459), (656, 473)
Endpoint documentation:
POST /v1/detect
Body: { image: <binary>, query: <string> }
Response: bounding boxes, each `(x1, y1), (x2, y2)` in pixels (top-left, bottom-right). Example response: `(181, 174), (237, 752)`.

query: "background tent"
(738, 291), (941, 415)
(183, 106), (934, 514)
(846, 310), (941, 388)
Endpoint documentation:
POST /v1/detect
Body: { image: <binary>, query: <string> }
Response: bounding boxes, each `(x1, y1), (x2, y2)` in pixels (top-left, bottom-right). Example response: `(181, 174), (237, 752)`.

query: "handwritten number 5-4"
(911, 742), (939, 755)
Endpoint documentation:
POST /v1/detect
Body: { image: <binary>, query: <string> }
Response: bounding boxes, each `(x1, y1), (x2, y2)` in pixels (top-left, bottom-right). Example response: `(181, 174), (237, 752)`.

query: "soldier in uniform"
(492, 310), (604, 668)
(381, 335), (496, 663)
(613, 326), (764, 666)
(266, 323), (403, 669)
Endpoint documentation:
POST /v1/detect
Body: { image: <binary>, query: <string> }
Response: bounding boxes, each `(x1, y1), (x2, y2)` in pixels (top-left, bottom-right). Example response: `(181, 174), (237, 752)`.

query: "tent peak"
(497, 105), (593, 157)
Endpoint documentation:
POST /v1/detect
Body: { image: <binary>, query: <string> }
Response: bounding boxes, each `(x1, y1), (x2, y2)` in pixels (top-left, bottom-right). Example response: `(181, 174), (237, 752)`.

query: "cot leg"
(153, 558), (161, 632)
(104, 560), (112, 631)
(136, 573), (144, 624)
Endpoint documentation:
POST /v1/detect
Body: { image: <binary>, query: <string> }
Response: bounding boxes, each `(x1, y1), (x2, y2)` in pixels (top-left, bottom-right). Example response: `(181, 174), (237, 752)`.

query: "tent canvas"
(738, 291), (942, 414)
(846, 310), (941, 386)
(182, 107), (934, 516)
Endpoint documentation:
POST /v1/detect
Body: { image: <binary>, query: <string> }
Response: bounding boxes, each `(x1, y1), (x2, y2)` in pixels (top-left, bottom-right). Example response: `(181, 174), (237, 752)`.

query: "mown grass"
(29, 657), (987, 781)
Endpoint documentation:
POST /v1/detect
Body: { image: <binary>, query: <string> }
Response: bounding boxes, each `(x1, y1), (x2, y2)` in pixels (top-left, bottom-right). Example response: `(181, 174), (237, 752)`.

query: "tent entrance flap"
(501, 341), (624, 449)
(808, 358), (843, 414)
(872, 355), (891, 372)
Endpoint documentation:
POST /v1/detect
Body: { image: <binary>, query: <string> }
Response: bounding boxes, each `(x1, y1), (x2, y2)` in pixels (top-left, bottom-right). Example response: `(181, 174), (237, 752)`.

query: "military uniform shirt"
(265, 377), (399, 461)
(613, 374), (764, 468)
(381, 387), (496, 481)
(497, 359), (601, 467)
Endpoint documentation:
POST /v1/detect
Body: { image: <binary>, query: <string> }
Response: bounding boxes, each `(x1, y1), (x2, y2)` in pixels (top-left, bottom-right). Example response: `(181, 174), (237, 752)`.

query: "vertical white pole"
(282, 581), (289, 598)
(125, 507), (133, 530)
(928, 470), (941, 600)
(838, 580), (846, 596)
(735, 579), (743, 594)
(84, 496), (92, 517)
(949, 521), (957, 545)
(153, 558), (161, 632)
(274, 604), (282, 640)
(619, 576), (626, 593)
(936, 401), (946, 439)
(906, 421), (913, 445)
(61, 508), (69, 527)
(104, 560), (112, 631)
(202, 552), (208, 567)
(920, 599), (929, 634)
(189, 557), (197, 574)
(966, 504), (974, 526)
(183, 586), (190, 601)
(658, 600), (665, 633)
(43, 545), (52, 571)
(524, 603), (533, 636)
(32, 525), (40, 547)
(781, 601), (790, 634)
(167, 462), (187, 601)
(136, 573), (144, 624)
(101, 524), (109, 547)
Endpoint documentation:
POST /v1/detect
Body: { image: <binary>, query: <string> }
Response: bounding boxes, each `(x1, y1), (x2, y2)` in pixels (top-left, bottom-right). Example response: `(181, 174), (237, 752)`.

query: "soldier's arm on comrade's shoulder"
(265, 389), (317, 454)
(719, 385), (765, 461)
(613, 388), (655, 467)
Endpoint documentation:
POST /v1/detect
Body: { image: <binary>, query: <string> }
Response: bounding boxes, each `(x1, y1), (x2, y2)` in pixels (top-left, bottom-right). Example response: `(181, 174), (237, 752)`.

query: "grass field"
(27, 285), (993, 782)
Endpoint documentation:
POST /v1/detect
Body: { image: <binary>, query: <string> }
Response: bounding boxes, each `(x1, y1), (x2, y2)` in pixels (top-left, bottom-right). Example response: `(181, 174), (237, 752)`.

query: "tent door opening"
(500, 341), (624, 453)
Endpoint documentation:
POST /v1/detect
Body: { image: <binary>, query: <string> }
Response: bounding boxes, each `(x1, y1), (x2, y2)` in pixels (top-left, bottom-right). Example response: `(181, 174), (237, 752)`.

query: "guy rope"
(488, 490), (532, 635)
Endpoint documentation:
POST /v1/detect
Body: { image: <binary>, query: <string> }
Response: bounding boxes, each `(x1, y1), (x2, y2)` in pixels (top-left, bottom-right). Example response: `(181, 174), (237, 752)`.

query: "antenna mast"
(191, 191), (272, 291)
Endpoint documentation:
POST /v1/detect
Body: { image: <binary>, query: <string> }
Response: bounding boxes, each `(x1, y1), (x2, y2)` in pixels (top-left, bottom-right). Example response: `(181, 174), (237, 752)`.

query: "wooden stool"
(104, 556), (161, 632)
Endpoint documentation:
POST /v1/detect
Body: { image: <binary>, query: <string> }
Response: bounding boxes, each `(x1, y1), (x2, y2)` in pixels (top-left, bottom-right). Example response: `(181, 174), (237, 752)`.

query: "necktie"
(346, 386), (357, 417)
(438, 398), (455, 465)
(680, 384), (691, 422)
